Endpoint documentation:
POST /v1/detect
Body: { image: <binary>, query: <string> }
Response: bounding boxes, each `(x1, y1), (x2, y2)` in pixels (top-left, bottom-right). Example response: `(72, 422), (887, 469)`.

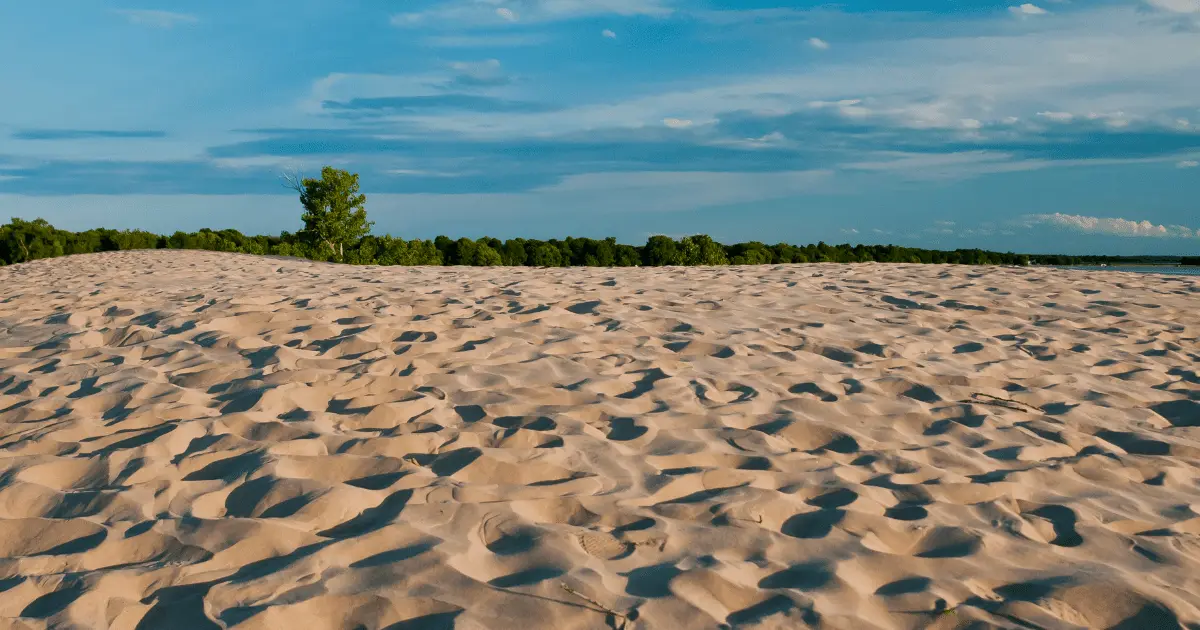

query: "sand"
(1, 250), (1199, 630)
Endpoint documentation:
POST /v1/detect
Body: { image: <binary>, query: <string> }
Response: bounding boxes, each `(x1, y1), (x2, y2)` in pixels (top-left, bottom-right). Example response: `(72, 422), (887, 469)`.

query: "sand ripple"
(1, 251), (1199, 628)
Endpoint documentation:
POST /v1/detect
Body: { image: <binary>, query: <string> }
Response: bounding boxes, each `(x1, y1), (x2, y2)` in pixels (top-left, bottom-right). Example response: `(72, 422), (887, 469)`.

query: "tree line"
(1, 167), (1193, 268)
(7, 215), (1169, 268)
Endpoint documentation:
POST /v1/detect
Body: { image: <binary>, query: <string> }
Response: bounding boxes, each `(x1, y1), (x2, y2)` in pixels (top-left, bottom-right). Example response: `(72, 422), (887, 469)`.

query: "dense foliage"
(6, 216), (1184, 268)
(287, 166), (373, 263)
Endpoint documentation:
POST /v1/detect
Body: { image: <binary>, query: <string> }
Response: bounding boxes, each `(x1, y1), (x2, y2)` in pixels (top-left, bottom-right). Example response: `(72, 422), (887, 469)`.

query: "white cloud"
(1010, 4), (1049, 15)
(302, 71), (448, 112)
(844, 151), (1017, 172)
(808, 37), (830, 50)
(1037, 111), (1075, 122)
(842, 151), (1043, 180)
(809, 99), (872, 118)
(449, 59), (502, 72)
(526, 170), (836, 212)
(1178, 159), (1200, 168)
(1146, 0), (1200, 13)
(446, 58), (509, 85)
(839, 150), (1200, 180)
(1028, 213), (1200, 238)
(709, 131), (791, 150)
(364, 5), (1200, 142)
(662, 117), (693, 128)
(392, 0), (672, 27)
(387, 169), (464, 178)
(602, 29), (617, 38)
(113, 9), (198, 28)
(1082, 111), (1133, 128)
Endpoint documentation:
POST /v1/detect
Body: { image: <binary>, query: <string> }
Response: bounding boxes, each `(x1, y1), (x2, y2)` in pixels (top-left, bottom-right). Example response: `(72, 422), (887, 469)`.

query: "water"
(1056, 265), (1200, 276)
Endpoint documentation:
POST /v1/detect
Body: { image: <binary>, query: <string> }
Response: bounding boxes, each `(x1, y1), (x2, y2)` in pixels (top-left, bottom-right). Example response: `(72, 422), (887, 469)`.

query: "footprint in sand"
(576, 530), (633, 560)
(480, 513), (540, 556)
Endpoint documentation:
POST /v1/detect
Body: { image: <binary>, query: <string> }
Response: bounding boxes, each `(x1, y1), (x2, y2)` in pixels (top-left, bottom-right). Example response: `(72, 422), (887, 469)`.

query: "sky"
(1, 0), (1199, 255)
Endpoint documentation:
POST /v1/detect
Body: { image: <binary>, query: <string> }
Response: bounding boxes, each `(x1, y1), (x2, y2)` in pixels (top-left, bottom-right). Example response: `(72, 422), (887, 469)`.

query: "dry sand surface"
(1, 250), (1200, 630)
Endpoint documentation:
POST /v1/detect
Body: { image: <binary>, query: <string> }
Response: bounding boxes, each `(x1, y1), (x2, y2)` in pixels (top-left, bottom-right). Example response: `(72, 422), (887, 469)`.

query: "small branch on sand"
(628, 537), (667, 552)
(965, 392), (1044, 413)
(560, 583), (632, 627)
(727, 513), (764, 525)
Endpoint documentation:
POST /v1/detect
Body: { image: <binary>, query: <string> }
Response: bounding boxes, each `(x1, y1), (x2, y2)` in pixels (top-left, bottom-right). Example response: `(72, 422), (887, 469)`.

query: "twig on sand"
(560, 583), (632, 626)
(965, 392), (1044, 413)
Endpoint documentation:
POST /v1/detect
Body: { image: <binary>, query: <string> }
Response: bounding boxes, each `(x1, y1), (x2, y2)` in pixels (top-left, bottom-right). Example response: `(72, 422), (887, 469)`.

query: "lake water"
(1057, 265), (1200, 276)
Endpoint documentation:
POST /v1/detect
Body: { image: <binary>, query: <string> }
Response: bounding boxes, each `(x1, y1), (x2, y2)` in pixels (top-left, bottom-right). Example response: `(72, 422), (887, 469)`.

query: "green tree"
(472, 243), (504, 266)
(614, 244), (642, 266)
(643, 235), (683, 266)
(0, 217), (64, 264)
(501, 239), (528, 266)
(681, 235), (729, 266)
(451, 237), (478, 266)
(284, 166), (373, 263)
(529, 243), (564, 267)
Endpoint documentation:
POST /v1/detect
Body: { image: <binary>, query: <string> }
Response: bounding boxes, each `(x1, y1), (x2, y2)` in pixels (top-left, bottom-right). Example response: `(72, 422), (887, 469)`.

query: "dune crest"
(1, 250), (1199, 629)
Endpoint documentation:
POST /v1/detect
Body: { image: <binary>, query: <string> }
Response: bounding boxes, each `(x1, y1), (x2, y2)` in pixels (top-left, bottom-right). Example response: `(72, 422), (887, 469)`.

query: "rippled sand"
(1, 250), (1199, 629)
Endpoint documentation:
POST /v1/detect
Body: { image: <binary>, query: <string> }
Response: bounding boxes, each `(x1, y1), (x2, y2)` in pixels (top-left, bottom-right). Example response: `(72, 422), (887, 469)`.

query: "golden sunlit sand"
(1, 250), (1199, 629)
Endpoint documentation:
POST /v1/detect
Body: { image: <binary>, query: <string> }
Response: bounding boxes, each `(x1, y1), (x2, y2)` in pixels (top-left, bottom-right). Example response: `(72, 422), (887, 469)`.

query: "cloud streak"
(12, 129), (167, 141)
(392, 0), (673, 28)
(113, 9), (198, 28)
(1028, 213), (1200, 238)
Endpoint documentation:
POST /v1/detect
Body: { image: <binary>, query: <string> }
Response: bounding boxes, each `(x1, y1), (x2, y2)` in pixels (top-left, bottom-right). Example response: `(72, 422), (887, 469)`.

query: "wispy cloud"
(362, 5), (1200, 144)
(12, 129), (167, 141)
(1027, 213), (1200, 238)
(1037, 111), (1074, 122)
(444, 59), (511, 89)
(113, 9), (198, 28)
(322, 94), (554, 115)
(1146, 0), (1200, 13)
(392, 0), (673, 28)
(5, 0), (1199, 251)
(526, 169), (836, 213)
(1010, 4), (1049, 16)
(841, 151), (1034, 179)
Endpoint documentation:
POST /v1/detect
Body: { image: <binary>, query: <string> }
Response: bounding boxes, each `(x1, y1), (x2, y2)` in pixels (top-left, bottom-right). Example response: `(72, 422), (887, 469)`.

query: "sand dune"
(1, 250), (1199, 629)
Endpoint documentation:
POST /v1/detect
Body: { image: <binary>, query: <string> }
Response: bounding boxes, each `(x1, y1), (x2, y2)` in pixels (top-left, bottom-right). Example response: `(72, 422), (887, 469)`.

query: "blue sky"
(1, 0), (1199, 254)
